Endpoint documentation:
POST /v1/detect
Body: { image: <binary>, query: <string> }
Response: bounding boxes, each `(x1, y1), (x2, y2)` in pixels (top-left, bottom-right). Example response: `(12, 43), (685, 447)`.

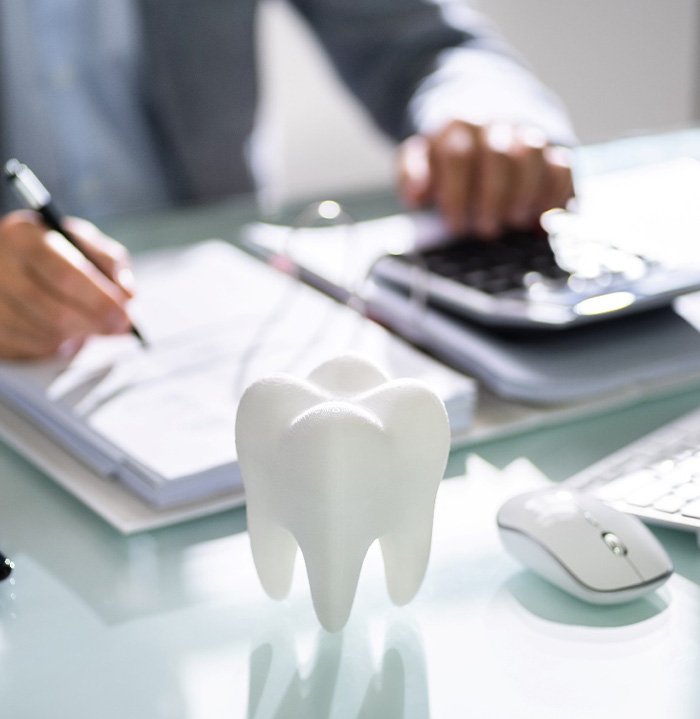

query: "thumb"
(64, 217), (136, 297)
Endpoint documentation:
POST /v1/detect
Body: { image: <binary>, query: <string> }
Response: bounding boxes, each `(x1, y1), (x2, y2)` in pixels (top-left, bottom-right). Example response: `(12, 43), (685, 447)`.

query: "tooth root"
(247, 508), (298, 600)
(299, 536), (372, 633)
(274, 401), (387, 632)
(366, 380), (447, 605)
(380, 514), (436, 605)
(237, 376), (323, 601)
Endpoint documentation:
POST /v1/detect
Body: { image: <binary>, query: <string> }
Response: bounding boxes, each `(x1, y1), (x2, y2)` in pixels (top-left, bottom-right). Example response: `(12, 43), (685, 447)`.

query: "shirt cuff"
(407, 47), (578, 148)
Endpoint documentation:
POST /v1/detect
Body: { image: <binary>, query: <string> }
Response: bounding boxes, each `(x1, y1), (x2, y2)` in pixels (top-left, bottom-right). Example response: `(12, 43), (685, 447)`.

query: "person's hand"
(397, 120), (574, 238)
(0, 210), (136, 359)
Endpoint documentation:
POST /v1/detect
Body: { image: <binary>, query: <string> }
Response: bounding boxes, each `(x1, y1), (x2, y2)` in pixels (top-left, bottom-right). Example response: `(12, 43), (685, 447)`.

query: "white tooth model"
(235, 355), (451, 632)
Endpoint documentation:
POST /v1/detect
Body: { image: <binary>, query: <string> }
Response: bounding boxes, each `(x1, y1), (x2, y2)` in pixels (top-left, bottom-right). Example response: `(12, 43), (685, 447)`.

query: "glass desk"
(3, 131), (700, 718)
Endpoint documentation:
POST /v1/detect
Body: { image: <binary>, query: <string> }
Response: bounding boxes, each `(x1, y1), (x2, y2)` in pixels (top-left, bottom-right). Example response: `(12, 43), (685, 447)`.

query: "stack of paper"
(0, 241), (476, 512)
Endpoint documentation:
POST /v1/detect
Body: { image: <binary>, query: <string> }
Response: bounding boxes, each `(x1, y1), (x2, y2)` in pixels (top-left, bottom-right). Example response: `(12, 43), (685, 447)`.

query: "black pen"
(0, 551), (14, 581)
(4, 159), (147, 346)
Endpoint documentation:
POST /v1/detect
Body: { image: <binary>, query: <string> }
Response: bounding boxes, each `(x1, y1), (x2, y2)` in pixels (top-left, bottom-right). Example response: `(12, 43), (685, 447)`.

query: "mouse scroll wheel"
(601, 532), (628, 556)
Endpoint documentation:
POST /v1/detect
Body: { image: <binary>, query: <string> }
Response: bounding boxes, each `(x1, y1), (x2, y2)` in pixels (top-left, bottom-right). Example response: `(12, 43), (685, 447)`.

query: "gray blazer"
(138, 0), (575, 202)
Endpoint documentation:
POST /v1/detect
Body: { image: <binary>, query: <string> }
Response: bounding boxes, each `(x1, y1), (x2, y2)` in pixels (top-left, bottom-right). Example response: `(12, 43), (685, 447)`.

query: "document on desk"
(0, 241), (476, 522)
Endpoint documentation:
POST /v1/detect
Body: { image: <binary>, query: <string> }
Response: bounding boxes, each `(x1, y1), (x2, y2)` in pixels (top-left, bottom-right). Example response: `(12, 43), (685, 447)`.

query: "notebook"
(0, 241), (476, 521)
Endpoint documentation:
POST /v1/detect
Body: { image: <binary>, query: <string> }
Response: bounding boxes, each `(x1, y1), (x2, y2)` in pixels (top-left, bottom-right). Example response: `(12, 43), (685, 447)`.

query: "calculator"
(369, 220), (700, 330)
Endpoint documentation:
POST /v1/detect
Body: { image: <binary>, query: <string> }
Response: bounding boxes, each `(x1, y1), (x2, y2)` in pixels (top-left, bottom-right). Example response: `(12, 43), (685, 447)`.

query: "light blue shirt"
(1, 0), (170, 219)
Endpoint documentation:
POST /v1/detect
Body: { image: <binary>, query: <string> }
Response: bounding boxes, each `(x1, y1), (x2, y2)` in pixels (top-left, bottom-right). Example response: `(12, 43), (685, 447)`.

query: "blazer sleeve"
(290, 0), (577, 147)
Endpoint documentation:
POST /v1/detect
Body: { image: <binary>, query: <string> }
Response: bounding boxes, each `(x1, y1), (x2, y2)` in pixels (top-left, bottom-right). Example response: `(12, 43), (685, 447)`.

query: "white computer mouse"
(497, 487), (674, 604)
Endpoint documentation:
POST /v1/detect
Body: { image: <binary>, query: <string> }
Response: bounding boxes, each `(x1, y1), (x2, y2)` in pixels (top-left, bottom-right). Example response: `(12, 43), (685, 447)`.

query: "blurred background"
(254, 0), (699, 208)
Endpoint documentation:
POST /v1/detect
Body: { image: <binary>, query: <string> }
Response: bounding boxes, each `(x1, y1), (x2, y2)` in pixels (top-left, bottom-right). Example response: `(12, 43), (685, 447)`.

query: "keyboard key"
(675, 456), (700, 481)
(681, 499), (700, 519)
(674, 481), (700, 501)
(626, 481), (675, 508)
(650, 459), (677, 476)
(653, 494), (688, 514)
(595, 470), (656, 501)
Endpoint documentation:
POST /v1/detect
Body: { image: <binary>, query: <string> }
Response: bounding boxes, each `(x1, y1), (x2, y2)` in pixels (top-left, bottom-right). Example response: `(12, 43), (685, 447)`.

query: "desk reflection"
(247, 618), (429, 719)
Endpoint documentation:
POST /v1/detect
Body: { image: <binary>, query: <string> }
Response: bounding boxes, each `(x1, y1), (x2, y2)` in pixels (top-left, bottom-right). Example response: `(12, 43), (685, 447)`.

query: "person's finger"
(0, 300), (65, 358)
(397, 134), (433, 208)
(536, 145), (575, 216)
(0, 213), (92, 338)
(0, 212), (133, 360)
(504, 129), (548, 229)
(472, 124), (516, 238)
(0, 331), (63, 359)
(0, 211), (130, 357)
(63, 217), (136, 297)
(431, 121), (480, 235)
(19, 231), (132, 335)
(0, 260), (114, 340)
(0, 306), (87, 358)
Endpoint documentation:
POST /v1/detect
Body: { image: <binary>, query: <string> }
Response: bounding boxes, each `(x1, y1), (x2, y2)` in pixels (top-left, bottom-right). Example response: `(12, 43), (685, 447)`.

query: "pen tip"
(131, 325), (148, 348)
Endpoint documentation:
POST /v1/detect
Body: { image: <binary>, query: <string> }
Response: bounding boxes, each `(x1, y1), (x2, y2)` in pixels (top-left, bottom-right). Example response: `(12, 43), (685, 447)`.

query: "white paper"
(0, 241), (476, 511)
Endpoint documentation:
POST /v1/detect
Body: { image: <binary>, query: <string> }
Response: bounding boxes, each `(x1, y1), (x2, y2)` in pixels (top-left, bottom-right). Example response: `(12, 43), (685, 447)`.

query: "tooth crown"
(235, 355), (450, 632)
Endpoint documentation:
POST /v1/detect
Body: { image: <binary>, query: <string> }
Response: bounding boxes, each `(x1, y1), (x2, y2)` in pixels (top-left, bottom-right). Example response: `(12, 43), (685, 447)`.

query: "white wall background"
(255, 0), (699, 208)
(472, 0), (699, 141)
(254, 0), (395, 210)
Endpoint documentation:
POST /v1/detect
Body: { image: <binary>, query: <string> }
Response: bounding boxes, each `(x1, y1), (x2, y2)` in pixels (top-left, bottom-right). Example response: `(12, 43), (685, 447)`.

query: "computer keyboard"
(566, 405), (700, 533)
